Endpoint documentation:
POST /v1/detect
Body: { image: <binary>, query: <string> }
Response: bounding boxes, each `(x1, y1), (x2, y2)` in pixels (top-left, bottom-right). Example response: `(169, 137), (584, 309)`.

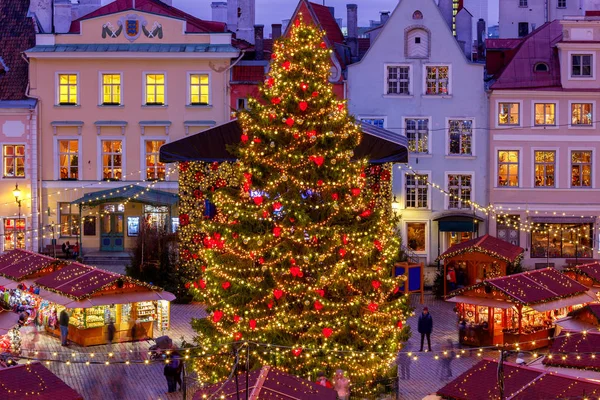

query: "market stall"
(437, 234), (524, 296)
(0, 362), (83, 400)
(446, 268), (594, 349)
(0, 311), (20, 357)
(564, 261), (600, 297)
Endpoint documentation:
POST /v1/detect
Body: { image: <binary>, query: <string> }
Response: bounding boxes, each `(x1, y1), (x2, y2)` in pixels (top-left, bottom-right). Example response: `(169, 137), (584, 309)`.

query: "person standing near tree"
(418, 307), (433, 352)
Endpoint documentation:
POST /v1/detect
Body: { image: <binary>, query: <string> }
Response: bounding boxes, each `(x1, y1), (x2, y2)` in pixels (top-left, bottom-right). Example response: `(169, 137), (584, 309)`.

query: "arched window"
(412, 10), (423, 20)
(534, 62), (549, 72)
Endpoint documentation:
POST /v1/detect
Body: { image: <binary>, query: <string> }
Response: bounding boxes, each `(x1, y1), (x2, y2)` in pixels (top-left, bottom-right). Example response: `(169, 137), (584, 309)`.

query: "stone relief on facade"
(101, 14), (163, 41)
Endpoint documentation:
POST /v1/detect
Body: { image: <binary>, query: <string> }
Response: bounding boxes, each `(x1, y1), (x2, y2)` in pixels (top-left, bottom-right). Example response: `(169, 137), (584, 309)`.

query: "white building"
(347, 0), (488, 266)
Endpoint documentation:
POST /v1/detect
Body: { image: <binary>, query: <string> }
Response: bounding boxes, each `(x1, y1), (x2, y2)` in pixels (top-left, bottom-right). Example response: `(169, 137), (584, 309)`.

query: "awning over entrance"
(434, 213), (484, 232)
(159, 119), (409, 164)
(70, 185), (178, 207)
(445, 295), (514, 309)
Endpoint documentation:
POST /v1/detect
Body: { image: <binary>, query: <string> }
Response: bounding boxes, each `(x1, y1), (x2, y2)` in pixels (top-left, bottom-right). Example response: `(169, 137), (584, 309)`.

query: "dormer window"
(412, 10), (423, 20)
(571, 54), (592, 77)
(534, 62), (549, 72)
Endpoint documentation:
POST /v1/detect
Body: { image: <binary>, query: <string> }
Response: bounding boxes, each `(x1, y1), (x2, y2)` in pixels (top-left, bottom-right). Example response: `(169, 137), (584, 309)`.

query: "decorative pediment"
(101, 13), (163, 42)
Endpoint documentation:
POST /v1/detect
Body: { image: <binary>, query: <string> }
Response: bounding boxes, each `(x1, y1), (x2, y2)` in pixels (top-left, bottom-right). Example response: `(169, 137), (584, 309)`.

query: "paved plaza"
(13, 294), (502, 400)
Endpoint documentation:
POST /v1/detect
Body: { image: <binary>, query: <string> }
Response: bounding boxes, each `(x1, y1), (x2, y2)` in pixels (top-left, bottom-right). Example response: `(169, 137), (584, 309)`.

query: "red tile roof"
(308, 2), (344, 45)
(491, 21), (563, 90)
(69, 0), (227, 34)
(0, 249), (55, 280)
(0, 0), (36, 100)
(566, 262), (600, 285)
(0, 362), (83, 400)
(486, 38), (522, 50)
(438, 358), (600, 400)
(543, 331), (600, 371)
(437, 234), (524, 263)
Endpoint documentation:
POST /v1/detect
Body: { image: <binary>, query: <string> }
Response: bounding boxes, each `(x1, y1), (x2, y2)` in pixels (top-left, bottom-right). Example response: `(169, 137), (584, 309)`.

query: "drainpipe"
(221, 49), (246, 120)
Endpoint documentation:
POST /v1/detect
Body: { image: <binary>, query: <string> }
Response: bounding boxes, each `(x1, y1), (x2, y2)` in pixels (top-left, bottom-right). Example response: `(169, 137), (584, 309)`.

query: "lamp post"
(12, 184), (21, 249)
(391, 195), (400, 217)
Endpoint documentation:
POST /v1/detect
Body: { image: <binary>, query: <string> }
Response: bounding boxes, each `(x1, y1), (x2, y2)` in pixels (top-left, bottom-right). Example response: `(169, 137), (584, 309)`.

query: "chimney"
(272, 23), (282, 40)
(254, 24), (264, 60)
(28, 0), (52, 33)
(380, 11), (390, 25)
(346, 4), (358, 59)
(53, 0), (73, 33)
(477, 18), (486, 60)
(231, 0), (256, 43)
(211, 2), (228, 24)
(455, 8), (472, 60)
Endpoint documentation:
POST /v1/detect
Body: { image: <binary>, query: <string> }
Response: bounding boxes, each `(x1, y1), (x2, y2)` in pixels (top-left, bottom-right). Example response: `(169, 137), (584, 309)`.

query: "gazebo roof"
(0, 249), (56, 280)
(436, 234), (524, 263)
(543, 331), (600, 371)
(437, 358), (600, 400)
(0, 362), (83, 400)
(70, 184), (178, 207)
(193, 366), (337, 400)
(566, 262), (600, 285)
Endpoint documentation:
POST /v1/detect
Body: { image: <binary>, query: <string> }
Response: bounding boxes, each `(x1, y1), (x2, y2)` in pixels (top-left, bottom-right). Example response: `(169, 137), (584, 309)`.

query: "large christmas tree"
(184, 16), (411, 396)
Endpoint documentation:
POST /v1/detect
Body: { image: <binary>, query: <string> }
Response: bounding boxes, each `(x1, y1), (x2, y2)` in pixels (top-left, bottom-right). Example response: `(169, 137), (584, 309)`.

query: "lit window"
(59, 203), (80, 237)
(531, 223), (592, 258)
(3, 145), (25, 178)
(405, 174), (428, 208)
(4, 218), (25, 250)
(498, 150), (519, 187)
(58, 74), (78, 105)
(406, 118), (429, 154)
(58, 140), (79, 180)
(144, 205), (170, 230)
(360, 118), (385, 129)
(145, 140), (165, 181)
(406, 222), (426, 252)
(387, 66), (410, 95)
(534, 151), (555, 187)
(189, 74), (209, 105)
(571, 103), (592, 125)
(101, 140), (122, 181)
(447, 174), (471, 209)
(448, 119), (472, 155)
(145, 74), (165, 105)
(571, 151), (592, 187)
(498, 103), (520, 125)
(425, 66), (449, 95)
(572, 54), (592, 77)
(102, 74), (121, 105)
(534, 103), (555, 126)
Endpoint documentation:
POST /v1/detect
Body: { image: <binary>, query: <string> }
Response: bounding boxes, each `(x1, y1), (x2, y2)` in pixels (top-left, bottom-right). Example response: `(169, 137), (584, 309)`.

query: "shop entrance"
(100, 204), (124, 252)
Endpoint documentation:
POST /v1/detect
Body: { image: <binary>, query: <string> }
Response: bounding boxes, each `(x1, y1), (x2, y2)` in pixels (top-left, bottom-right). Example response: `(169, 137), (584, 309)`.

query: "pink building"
(489, 19), (600, 269)
(0, 1), (39, 252)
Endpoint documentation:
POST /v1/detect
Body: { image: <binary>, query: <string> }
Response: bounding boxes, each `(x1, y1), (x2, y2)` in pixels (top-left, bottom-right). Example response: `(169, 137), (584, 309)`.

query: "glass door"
(100, 204), (125, 251)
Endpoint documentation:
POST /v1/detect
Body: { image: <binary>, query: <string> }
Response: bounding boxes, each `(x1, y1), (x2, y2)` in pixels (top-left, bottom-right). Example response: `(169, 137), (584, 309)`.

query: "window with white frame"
(448, 119), (472, 155)
(425, 66), (449, 95)
(571, 103), (593, 126)
(3, 145), (25, 178)
(145, 140), (166, 181)
(386, 66), (410, 95)
(498, 103), (520, 125)
(189, 73), (209, 105)
(447, 174), (472, 209)
(534, 151), (555, 187)
(572, 54), (592, 77)
(406, 118), (429, 154)
(101, 74), (121, 105)
(59, 202), (80, 237)
(534, 103), (555, 126)
(498, 150), (519, 187)
(58, 74), (78, 105)
(101, 140), (122, 181)
(360, 118), (385, 128)
(58, 140), (79, 180)
(571, 151), (592, 187)
(557, 0), (566, 7)
(145, 73), (165, 105)
(3, 218), (24, 250)
(405, 174), (428, 208)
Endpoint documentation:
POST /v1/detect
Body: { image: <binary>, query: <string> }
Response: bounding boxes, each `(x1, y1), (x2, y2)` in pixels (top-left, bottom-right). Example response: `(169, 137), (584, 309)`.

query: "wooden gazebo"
(437, 234), (524, 295)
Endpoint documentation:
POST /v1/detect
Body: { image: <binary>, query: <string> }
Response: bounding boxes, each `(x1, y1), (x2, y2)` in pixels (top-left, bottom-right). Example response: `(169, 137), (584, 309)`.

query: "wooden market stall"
(0, 362), (83, 400)
(437, 234), (524, 295)
(446, 268), (594, 350)
(564, 261), (600, 297)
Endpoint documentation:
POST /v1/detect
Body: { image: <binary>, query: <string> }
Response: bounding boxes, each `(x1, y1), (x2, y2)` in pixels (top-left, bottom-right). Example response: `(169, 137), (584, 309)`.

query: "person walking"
(396, 345), (412, 380)
(440, 339), (455, 380)
(107, 319), (116, 345)
(446, 266), (457, 292)
(418, 307), (433, 352)
(59, 308), (70, 346)
(164, 350), (180, 393)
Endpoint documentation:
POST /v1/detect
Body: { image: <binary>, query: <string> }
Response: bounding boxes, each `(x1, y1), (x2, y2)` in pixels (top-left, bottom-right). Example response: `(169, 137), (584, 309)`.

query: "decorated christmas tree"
(182, 16), (411, 397)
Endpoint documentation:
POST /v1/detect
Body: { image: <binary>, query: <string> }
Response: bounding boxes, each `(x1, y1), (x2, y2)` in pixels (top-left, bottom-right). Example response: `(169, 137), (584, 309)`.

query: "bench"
(41, 245), (69, 259)
(565, 259), (595, 267)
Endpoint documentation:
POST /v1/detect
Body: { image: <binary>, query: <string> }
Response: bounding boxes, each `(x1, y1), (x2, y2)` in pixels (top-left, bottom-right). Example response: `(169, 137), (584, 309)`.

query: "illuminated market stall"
(0, 362), (83, 399)
(446, 268), (594, 349)
(564, 261), (600, 297)
(437, 234), (524, 296)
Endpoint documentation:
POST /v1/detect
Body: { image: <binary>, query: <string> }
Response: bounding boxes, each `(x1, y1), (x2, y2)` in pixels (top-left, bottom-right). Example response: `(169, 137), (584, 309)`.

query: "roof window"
(534, 62), (549, 72)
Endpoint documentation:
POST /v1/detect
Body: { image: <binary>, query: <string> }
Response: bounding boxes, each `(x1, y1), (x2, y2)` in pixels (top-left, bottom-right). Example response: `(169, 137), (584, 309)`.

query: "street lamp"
(391, 195), (400, 216)
(12, 184), (22, 249)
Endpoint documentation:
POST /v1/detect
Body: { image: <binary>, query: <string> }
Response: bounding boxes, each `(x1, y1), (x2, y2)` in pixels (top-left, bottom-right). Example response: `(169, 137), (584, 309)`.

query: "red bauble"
(253, 138), (261, 143)
(273, 289), (284, 299)
(331, 193), (339, 201)
(315, 289), (325, 297)
(285, 118), (295, 127)
(307, 130), (317, 138)
(342, 234), (348, 245)
(273, 226), (282, 237)
(322, 327), (333, 338)
(317, 180), (323, 186)
(299, 101), (308, 111)
(397, 320), (403, 329)
(290, 258), (296, 265)
(311, 91), (319, 97)
(393, 286), (400, 294)
(179, 214), (190, 226)
(351, 188), (361, 197)
(234, 315), (240, 324)
(212, 310), (223, 323)
(309, 155), (324, 167)
(338, 248), (346, 258)
(262, 210), (269, 218)
(314, 301), (323, 311)
(253, 196), (264, 205)
(198, 279), (206, 289)
(320, 41), (327, 49)
(271, 53), (277, 59)
(249, 319), (257, 330)
(241, 134), (249, 143)
(368, 302), (378, 313)
(271, 97), (281, 105)
(294, 18), (300, 27)
(267, 301), (273, 309)
(292, 348), (303, 357)
(222, 281), (231, 290)
(290, 266), (303, 277)
(282, 60), (291, 70)
(184, 282), (191, 289)
(360, 209), (372, 218)
(234, 332), (243, 341)
(273, 202), (282, 211)
(374, 239), (383, 251)
(267, 77), (274, 87)
(293, 133), (300, 139)
(371, 280), (381, 290)
(300, 82), (308, 91)
(201, 265), (206, 272)
(258, 257), (264, 264)
(338, 103), (345, 111)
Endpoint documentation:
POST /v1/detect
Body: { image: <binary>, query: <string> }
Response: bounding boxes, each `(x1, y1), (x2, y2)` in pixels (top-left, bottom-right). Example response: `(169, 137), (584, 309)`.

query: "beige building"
(26, 2), (239, 253)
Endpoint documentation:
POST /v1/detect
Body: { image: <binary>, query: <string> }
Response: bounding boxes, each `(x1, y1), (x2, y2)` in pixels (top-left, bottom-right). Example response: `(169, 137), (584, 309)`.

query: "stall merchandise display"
(38, 301), (60, 329)
(157, 301), (169, 331)
(121, 304), (132, 322)
(0, 328), (21, 356)
(137, 301), (156, 322)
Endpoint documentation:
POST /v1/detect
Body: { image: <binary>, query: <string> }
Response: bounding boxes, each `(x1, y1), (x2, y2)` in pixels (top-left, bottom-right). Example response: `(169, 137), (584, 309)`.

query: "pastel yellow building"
(26, 2), (239, 254)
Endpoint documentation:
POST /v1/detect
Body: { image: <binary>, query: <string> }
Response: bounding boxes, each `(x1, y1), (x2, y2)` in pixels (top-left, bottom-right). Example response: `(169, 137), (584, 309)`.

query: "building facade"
(25, 1), (239, 253)
(489, 18), (600, 269)
(347, 0), (488, 265)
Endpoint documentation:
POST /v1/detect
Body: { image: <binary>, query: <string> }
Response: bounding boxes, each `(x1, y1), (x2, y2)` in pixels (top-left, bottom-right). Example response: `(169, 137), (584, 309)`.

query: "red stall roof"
(0, 362), (83, 400)
(437, 234), (524, 263)
(437, 358), (600, 400)
(0, 249), (56, 280)
(543, 331), (600, 371)
(566, 262), (600, 285)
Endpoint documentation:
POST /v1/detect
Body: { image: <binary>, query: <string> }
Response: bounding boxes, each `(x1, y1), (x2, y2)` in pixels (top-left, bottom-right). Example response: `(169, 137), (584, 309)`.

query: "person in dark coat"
(59, 309), (70, 346)
(163, 350), (181, 393)
(107, 319), (116, 344)
(418, 307), (433, 352)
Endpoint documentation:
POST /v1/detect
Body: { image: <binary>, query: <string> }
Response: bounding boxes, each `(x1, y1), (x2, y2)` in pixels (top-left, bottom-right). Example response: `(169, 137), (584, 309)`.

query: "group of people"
(315, 369), (350, 399)
(61, 241), (80, 259)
